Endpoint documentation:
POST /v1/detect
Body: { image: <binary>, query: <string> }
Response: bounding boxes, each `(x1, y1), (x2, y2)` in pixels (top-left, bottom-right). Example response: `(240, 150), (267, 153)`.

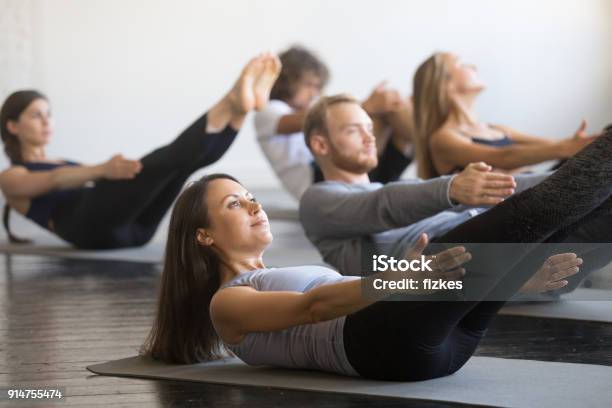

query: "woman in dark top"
(412, 52), (601, 178)
(0, 53), (281, 249)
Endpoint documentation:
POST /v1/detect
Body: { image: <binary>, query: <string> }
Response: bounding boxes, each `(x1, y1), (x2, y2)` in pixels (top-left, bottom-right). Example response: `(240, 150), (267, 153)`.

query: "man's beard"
(329, 141), (377, 175)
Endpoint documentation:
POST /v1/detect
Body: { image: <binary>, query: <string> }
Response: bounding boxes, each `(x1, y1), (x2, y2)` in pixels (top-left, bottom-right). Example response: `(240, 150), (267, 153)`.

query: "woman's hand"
(572, 118), (604, 140)
(102, 154), (142, 180)
(399, 233), (470, 294)
(449, 162), (516, 206)
(557, 119), (601, 158)
(520, 253), (582, 293)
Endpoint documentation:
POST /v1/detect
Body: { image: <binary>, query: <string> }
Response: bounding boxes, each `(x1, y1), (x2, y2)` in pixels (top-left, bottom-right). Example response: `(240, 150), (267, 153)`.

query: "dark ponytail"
(3, 205), (30, 244)
(142, 173), (241, 364)
(0, 90), (46, 244)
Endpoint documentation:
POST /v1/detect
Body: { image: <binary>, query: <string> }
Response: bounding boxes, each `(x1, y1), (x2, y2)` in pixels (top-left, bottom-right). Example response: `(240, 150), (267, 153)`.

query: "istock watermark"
(361, 242), (612, 302)
(372, 254), (433, 272)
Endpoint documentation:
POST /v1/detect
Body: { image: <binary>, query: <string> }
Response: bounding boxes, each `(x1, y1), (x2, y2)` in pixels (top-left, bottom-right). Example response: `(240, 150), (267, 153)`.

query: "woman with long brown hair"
(142, 127), (612, 381)
(0, 53), (280, 248)
(412, 52), (600, 179)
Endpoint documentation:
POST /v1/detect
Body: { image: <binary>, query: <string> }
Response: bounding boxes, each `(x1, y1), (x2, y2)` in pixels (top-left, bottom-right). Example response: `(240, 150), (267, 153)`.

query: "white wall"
(2, 0), (611, 187)
(0, 0), (33, 96)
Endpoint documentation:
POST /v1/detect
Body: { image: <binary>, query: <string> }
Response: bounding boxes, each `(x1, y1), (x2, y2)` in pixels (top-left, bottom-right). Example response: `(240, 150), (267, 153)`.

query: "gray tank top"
(219, 266), (361, 377)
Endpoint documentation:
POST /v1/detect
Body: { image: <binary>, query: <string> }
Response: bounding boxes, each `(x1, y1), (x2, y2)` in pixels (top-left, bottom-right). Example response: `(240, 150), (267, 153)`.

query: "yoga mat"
(88, 355), (612, 408)
(500, 288), (612, 322)
(0, 240), (164, 263)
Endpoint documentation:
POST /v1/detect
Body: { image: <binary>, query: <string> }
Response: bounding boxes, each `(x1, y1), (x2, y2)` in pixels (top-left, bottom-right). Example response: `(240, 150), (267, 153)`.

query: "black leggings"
(344, 129), (612, 381)
(53, 113), (237, 249)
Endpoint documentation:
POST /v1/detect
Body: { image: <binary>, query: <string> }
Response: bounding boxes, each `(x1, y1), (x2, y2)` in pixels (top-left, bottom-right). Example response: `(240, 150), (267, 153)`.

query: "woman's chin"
(470, 82), (486, 93)
(263, 231), (274, 244)
(253, 230), (273, 247)
(33, 136), (50, 146)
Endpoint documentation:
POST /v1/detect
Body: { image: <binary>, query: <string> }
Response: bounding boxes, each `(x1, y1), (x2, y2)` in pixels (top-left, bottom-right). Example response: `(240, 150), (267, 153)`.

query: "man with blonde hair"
(299, 94), (580, 295)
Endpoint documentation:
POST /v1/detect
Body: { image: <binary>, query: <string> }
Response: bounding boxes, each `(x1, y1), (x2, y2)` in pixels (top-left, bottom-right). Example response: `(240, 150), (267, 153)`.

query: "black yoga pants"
(344, 129), (612, 381)
(54, 113), (237, 249)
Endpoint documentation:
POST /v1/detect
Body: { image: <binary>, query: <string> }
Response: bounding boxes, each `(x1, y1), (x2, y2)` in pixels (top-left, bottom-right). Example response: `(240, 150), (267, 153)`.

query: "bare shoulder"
(0, 165), (28, 183)
(210, 286), (257, 345)
(431, 125), (469, 150)
(489, 123), (516, 135)
(210, 286), (256, 317)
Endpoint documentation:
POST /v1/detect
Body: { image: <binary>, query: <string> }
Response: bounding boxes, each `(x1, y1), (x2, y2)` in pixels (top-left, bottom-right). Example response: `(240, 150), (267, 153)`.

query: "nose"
(42, 113), (53, 128)
(362, 127), (375, 144)
(248, 200), (262, 215)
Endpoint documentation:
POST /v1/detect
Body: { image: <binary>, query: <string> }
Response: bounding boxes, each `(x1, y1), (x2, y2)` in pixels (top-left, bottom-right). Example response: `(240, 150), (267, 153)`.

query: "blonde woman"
(412, 52), (600, 179)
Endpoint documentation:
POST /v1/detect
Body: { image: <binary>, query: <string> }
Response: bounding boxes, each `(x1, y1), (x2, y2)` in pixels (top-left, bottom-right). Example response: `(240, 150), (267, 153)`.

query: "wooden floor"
(1, 254), (612, 407)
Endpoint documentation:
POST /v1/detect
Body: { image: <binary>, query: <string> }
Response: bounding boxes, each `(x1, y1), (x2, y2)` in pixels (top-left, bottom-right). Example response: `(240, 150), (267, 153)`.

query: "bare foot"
(228, 56), (262, 114)
(253, 52), (282, 111)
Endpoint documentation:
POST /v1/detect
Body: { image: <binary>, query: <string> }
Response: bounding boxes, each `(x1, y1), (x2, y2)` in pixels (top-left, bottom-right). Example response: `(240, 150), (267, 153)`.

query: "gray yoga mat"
(499, 288), (612, 322)
(88, 355), (612, 408)
(0, 236), (166, 263)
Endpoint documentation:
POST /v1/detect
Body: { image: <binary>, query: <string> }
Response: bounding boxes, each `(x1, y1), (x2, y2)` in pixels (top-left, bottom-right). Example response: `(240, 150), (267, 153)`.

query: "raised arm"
(494, 119), (602, 146)
(211, 235), (469, 344)
(259, 82), (405, 137)
(431, 128), (595, 172)
(0, 154), (142, 199)
(492, 124), (555, 145)
(211, 280), (367, 344)
(300, 163), (515, 239)
(276, 112), (307, 134)
(300, 177), (454, 239)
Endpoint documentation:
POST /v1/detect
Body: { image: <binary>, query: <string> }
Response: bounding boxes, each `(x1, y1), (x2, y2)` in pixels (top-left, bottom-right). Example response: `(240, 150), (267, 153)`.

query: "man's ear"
(196, 228), (214, 246)
(310, 134), (329, 157)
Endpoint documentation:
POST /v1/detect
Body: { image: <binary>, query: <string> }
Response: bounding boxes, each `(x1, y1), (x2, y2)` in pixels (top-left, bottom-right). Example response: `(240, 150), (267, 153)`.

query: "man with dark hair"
(255, 45), (414, 199)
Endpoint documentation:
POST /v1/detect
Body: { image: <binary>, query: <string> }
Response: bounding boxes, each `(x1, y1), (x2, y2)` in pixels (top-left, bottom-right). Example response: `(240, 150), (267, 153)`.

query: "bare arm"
(211, 235), (468, 344)
(211, 279), (369, 344)
(495, 120), (602, 146)
(276, 112), (308, 134)
(0, 154), (142, 199)
(275, 83), (403, 137)
(431, 129), (594, 172)
(0, 165), (105, 198)
(492, 124), (554, 145)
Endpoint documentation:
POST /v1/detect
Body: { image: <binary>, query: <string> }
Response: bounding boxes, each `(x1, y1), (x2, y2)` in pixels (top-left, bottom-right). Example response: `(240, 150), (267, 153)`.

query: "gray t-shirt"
(221, 266), (361, 377)
(299, 174), (549, 274)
